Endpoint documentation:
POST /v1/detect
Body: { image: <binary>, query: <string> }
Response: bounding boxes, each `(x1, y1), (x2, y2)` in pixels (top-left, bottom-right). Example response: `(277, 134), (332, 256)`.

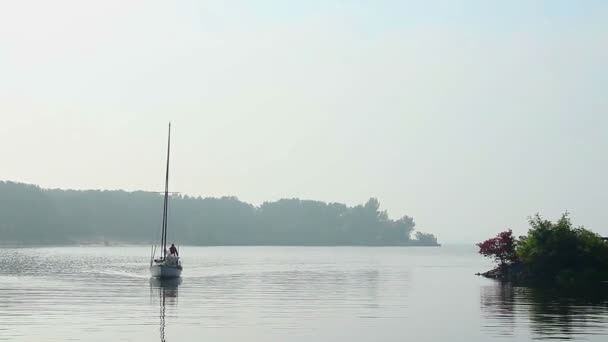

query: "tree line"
(0, 181), (439, 246)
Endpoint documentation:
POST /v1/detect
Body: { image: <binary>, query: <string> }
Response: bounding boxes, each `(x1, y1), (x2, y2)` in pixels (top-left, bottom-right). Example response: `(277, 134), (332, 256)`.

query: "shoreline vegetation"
(476, 212), (608, 288)
(0, 180), (439, 247)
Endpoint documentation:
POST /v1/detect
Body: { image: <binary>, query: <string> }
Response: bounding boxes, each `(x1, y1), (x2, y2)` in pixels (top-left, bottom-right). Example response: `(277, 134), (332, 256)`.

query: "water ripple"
(1, 246), (607, 341)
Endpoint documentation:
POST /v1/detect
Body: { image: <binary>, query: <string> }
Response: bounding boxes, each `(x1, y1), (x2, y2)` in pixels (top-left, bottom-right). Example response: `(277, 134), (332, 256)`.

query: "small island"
(476, 212), (608, 287)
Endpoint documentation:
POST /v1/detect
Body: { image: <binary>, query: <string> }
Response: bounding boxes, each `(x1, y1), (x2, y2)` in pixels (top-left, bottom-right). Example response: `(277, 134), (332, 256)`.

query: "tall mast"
(161, 122), (171, 258)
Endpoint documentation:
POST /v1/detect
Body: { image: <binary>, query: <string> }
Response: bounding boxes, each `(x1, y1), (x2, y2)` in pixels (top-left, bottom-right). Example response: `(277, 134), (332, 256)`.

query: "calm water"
(1, 246), (607, 341)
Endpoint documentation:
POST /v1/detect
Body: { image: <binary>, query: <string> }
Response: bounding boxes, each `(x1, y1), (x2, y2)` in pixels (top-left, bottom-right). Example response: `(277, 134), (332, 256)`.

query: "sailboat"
(150, 122), (183, 278)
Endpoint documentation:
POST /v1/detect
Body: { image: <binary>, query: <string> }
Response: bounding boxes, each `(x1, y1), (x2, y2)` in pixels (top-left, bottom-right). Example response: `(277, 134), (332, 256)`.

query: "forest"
(0, 181), (439, 246)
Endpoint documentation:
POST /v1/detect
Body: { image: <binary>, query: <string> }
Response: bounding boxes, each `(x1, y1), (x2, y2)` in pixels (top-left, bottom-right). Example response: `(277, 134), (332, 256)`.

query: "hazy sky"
(1, 1), (607, 243)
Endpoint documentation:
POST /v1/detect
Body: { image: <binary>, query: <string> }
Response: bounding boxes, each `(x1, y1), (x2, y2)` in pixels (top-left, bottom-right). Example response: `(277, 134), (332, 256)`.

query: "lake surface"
(1, 246), (607, 341)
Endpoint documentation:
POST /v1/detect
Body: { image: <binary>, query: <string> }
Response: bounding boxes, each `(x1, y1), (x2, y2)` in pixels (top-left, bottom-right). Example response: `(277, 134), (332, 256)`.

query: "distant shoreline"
(0, 242), (441, 248)
(0, 180), (440, 247)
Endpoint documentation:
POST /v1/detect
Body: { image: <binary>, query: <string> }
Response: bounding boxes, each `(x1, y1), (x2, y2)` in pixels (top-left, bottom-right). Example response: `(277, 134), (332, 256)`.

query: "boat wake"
(92, 269), (149, 279)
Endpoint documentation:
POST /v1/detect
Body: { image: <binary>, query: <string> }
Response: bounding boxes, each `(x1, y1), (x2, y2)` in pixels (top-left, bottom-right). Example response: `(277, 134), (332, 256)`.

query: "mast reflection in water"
(150, 278), (181, 342)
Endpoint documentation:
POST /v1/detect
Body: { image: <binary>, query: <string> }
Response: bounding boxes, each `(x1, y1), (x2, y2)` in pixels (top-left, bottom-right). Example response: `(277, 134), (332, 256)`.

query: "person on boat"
(169, 243), (179, 257)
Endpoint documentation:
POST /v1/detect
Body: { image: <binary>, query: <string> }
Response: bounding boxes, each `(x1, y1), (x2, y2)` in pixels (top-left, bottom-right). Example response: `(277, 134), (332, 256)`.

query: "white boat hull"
(150, 264), (182, 278)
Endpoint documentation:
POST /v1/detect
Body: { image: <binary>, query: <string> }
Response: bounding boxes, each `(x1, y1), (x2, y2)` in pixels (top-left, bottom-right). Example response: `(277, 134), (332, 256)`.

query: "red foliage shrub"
(477, 229), (518, 267)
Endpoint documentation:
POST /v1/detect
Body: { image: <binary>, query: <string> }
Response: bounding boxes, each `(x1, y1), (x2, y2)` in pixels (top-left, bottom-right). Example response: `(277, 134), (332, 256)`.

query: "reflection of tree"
(150, 278), (181, 342)
(526, 287), (608, 340)
(481, 283), (608, 340)
(480, 284), (516, 337)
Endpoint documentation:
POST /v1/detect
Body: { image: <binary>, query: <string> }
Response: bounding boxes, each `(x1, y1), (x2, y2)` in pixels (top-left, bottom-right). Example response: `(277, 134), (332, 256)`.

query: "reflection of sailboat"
(150, 278), (181, 342)
(150, 277), (182, 299)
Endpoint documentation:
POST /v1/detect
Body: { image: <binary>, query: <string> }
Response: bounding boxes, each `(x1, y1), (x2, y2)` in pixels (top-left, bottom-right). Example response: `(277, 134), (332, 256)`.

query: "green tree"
(516, 213), (608, 285)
